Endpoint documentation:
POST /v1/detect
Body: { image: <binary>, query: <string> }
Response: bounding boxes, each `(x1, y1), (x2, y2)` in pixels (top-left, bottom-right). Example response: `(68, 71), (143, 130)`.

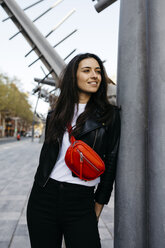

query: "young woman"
(27, 53), (121, 248)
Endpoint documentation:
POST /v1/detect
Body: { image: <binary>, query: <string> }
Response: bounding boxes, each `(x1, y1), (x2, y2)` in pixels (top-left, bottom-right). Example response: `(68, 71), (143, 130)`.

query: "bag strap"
(67, 124), (76, 144)
(67, 124), (72, 134)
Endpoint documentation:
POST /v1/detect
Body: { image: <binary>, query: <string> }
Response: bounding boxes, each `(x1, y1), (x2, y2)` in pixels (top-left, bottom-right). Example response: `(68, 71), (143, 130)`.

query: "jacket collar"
(77, 110), (105, 138)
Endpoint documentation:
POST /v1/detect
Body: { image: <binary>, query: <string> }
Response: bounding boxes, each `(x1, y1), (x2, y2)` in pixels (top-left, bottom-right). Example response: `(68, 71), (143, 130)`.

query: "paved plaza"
(0, 138), (114, 248)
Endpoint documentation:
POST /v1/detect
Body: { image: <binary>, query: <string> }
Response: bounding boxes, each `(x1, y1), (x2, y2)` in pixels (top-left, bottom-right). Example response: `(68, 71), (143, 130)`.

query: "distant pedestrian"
(27, 53), (121, 248)
(16, 133), (20, 141)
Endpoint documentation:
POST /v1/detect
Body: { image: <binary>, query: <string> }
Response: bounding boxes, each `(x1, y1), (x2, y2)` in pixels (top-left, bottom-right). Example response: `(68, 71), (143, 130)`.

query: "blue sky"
(0, 0), (120, 114)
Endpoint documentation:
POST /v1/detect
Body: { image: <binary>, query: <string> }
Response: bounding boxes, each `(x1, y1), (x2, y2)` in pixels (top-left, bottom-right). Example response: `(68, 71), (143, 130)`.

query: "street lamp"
(11, 117), (20, 137)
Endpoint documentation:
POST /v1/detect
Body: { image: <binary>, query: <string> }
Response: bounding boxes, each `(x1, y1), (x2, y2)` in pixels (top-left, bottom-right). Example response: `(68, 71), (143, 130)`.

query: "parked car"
(26, 131), (32, 137)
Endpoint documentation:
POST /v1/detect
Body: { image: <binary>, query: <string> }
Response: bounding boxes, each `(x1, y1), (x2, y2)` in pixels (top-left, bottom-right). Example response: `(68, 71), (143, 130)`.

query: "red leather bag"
(65, 127), (105, 181)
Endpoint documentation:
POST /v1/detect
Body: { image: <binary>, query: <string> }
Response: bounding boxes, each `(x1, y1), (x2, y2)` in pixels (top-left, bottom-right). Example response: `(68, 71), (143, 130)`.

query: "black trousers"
(26, 178), (101, 248)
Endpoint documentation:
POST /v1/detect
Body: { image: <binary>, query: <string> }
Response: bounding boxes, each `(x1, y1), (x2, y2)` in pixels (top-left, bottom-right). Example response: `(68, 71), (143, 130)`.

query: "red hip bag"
(65, 126), (105, 181)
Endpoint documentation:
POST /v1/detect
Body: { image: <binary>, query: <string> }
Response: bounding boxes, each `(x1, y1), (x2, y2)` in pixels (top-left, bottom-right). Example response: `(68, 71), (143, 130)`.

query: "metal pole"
(14, 118), (17, 137)
(64, 49), (76, 61)
(9, 0), (64, 40)
(2, 0), (44, 22)
(34, 77), (56, 86)
(38, 69), (54, 85)
(1, 0), (65, 81)
(146, 1), (165, 247)
(32, 91), (40, 142)
(25, 9), (76, 57)
(33, 0), (64, 22)
(28, 29), (77, 67)
(115, 0), (148, 247)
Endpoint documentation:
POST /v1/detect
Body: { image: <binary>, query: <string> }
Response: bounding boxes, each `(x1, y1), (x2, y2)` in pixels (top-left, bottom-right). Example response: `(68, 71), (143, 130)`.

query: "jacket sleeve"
(44, 110), (53, 139)
(94, 108), (121, 205)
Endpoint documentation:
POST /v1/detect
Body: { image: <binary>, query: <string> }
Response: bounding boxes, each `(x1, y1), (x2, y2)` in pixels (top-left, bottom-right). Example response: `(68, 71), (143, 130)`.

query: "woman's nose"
(90, 70), (97, 78)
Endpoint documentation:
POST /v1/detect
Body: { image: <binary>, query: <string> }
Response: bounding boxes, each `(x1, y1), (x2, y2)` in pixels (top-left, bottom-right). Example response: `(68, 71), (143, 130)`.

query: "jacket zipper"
(43, 140), (60, 187)
(92, 129), (98, 149)
(77, 149), (100, 172)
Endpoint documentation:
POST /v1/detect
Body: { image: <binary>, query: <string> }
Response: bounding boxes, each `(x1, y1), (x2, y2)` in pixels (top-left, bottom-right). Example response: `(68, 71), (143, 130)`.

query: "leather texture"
(34, 105), (121, 205)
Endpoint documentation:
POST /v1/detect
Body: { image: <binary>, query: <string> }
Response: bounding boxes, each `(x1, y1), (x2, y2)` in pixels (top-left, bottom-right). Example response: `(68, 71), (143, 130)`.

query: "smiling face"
(76, 57), (102, 103)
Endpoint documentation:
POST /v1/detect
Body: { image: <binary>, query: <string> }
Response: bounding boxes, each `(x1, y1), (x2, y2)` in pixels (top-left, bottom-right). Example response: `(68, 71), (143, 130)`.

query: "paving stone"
(0, 200), (24, 212)
(101, 239), (114, 248)
(101, 206), (114, 224)
(107, 198), (114, 209)
(0, 196), (26, 201)
(98, 218), (105, 227)
(18, 213), (27, 225)
(14, 224), (29, 236)
(99, 226), (113, 240)
(9, 236), (31, 248)
(0, 241), (10, 248)
(17, 207), (28, 225)
(0, 220), (17, 241)
(0, 140), (115, 248)
(0, 212), (20, 221)
(104, 222), (114, 238)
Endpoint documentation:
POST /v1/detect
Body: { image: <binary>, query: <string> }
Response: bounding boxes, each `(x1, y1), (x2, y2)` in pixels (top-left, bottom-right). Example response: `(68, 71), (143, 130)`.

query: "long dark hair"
(46, 53), (114, 143)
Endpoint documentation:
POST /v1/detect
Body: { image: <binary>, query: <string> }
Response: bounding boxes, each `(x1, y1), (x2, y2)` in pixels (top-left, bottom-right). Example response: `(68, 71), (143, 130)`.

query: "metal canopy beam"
(34, 77), (56, 86)
(1, 0), (65, 81)
(94, 0), (117, 13)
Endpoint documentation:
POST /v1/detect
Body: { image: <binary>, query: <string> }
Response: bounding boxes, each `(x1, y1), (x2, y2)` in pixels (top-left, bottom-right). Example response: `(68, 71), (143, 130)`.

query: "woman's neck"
(78, 92), (91, 104)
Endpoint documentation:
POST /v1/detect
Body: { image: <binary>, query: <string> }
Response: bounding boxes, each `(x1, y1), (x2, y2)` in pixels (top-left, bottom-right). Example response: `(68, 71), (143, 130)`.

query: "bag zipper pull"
(80, 152), (83, 179)
(80, 152), (83, 163)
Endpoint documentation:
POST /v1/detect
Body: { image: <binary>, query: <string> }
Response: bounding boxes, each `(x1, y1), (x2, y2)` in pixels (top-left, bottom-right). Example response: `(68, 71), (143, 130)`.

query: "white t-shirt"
(50, 103), (100, 187)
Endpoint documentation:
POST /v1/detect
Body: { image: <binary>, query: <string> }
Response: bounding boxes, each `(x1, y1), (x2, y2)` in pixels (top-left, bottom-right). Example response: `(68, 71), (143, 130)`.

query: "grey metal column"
(114, 0), (148, 247)
(147, 1), (165, 247)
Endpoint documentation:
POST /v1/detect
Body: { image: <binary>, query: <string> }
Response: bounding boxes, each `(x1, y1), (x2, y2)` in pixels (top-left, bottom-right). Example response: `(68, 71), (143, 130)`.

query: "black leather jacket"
(34, 106), (121, 205)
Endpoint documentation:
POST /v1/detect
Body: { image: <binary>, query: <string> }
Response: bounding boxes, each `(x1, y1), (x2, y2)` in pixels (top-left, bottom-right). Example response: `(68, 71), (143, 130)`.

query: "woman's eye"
(82, 70), (101, 74)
